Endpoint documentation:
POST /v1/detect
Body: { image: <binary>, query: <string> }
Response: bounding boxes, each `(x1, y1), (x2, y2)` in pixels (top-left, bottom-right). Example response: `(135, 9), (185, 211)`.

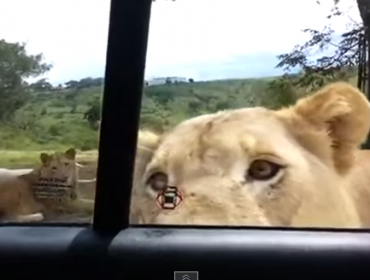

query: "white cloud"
(146, 0), (361, 79)
(0, 0), (361, 84)
(0, 0), (110, 84)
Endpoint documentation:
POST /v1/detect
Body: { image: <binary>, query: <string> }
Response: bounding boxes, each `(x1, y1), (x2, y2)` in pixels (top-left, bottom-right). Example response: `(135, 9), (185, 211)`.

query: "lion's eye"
(247, 160), (282, 181)
(147, 172), (168, 192)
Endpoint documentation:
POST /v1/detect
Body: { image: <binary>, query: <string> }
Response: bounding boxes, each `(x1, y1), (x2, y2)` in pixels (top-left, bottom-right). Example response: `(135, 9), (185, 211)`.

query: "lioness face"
(39, 148), (77, 185)
(134, 82), (370, 228)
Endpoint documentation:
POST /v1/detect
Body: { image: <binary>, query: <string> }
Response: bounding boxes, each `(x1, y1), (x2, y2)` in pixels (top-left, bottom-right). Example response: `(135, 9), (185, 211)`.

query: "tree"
(64, 77), (104, 90)
(0, 40), (52, 121)
(84, 97), (101, 129)
(262, 0), (363, 110)
(276, 2), (362, 90)
(165, 77), (172, 85)
(29, 78), (53, 92)
(265, 0), (370, 147)
(259, 74), (302, 109)
(357, 0), (370, 26)
(64, 80), (79, 89)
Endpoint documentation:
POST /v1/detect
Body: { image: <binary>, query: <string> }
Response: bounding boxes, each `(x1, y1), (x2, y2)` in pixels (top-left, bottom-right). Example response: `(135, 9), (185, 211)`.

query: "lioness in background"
(0, 148), (94, 222)
(131, 82), (370, 228)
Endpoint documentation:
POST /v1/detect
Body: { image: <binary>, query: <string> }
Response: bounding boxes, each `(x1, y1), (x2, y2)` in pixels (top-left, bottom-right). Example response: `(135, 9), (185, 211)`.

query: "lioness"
(347, 149), (370, 226)
(130, 82), (370, 228)
(0, 148), (95, 222)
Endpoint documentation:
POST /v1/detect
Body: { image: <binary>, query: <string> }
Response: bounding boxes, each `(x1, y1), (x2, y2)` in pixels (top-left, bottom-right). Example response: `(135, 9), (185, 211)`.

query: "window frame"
(0, 0), (370, 279)
(91, 0), (152, 234)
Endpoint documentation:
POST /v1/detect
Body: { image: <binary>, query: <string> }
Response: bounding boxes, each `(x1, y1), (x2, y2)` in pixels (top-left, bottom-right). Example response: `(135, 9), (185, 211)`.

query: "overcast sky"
(0, 0), (361, 85)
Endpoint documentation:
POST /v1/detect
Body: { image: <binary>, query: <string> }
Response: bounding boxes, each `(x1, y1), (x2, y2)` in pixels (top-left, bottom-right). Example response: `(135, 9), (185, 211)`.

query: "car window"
(132, 0), (370, 229)
(0, 0), (110, 224)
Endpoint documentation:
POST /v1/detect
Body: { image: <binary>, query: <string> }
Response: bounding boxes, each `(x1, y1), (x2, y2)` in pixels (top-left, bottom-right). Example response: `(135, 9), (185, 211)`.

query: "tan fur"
(131, 82), (370, 228)
(0, 148), (94, 222)
(130, 130), (161, 224)
(347, 150), (370, 226)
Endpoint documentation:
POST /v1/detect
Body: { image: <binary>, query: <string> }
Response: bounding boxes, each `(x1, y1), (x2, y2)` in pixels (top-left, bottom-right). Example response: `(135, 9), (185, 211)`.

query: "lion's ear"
(65, 148), (77, 160)
(40, 153), (50, 165)
(134, 130), (161, 180)
(137, 130), (161, 151)
(280, 82), (370, 174)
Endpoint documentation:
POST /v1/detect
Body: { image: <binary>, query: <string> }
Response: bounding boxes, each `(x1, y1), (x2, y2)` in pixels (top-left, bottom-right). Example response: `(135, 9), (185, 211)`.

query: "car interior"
(0, 0), (370, 279)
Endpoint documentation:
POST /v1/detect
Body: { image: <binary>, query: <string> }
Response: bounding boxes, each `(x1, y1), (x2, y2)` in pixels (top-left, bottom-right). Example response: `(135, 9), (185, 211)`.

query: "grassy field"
(0, 149), (98, 168)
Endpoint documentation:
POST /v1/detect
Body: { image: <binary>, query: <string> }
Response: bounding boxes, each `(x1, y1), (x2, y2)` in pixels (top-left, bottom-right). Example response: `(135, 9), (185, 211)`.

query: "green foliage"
(0, 70), (281, 151)
(0, 40), (52, 121)
(139, 78), (272, 132)
(259, 75), (301, 110)
(0, 71), (357, 153)
(265, 0), (364, 110)
(84, 97), (101, 129)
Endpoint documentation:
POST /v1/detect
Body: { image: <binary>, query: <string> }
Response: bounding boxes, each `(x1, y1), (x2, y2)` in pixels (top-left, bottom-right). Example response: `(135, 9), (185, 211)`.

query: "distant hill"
(147, 76), (189, 85)
(2, 71), (358, 151)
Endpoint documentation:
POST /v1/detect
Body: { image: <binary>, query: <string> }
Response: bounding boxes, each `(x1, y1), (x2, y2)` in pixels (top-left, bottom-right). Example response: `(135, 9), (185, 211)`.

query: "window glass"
(0, 0), (109, 223)
(132, 0), (369, 228)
